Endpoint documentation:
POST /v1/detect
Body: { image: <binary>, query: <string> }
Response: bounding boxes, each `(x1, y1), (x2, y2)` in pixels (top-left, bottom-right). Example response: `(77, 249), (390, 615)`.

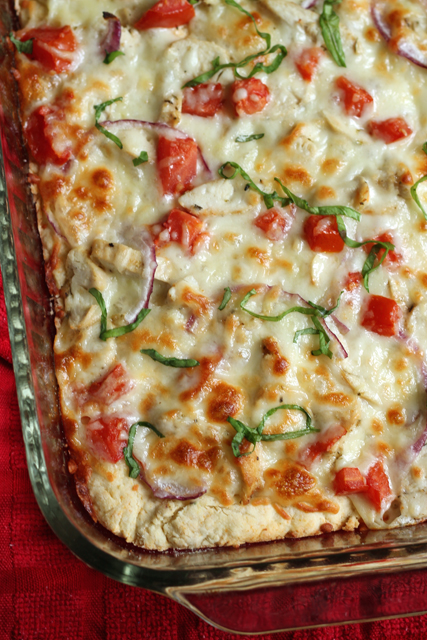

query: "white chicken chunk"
(90, 239), (145, 277)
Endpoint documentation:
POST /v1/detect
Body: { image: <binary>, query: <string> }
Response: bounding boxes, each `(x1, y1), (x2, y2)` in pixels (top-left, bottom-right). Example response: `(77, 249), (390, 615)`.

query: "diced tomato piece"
(157, 136), (198, 196)
(365, 461), (393, 511)
(301, 425), (346, 465)
(24, 105), (72, 166)
(344, 271), (362, 292)
(361, 295), (401, 337)
(182, 83), (224, 117)
(334, 467), (367, 494)
(134, 0), (195, 29)
(303, 215), (344, 253)
(17, 26), (77, 73)
(335, 76), (373, 117)
(254, 208), (294, 241)
(295, 47), (323, 82)
(88, 364), (135, 406)
(231, 78), (270, 116)
(161, 208), (204, 250)
(86, 416), (129, 463)
(367, 117), (412, 144)
(363, 232), (402, 268)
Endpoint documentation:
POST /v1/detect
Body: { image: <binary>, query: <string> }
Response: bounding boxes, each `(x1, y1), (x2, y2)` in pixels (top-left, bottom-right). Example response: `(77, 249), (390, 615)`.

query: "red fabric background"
(1, 271), (427, 640)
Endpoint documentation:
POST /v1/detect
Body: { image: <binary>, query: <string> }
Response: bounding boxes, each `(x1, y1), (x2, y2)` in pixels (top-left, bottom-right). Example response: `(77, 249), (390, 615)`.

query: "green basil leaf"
(103, 50), (125, 64)
(311, 316), (333, 358)
(133, 151), (149, 166)
(219, 162), (289, 209)
(227, 405), (318, 457)
(235, 133), (265, 143)
(361, 241), (392, 292)
(308, 290), (343, 317)
(319, 0), (346, 67)
(274, 178), (360, 221)
(218, 286), (232, 310)
(183, 0), (286, 87)
(411, 174), (427, 220)
(140, 348), (200, 368)
(293, 327), (319, 343)
(124, 421), (165, 479)
(9, 33), (33, 54)
(89, 288), (150, 340)
(188, 0), (199, 4)
(94, 97), (123, 148)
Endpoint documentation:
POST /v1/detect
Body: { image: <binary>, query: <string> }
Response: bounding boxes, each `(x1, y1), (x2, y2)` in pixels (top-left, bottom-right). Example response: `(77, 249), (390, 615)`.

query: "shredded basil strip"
(103, 50), (125, 64)
(219, 162), (289, 209)
(240, 289), (343, 359)
(188, 0), (199, 4)
(133, 151), (149, 166)
(319, 0), (346, 68)
(183, 0), (287, 88)
(235, 133), (265, 142)
(274, 178), (360, 221)
(140, 348), (200, 368)
(89, 288), (150, 340)
(227, 405), (318, 457)
(218, 287), (232, 310)
(9, 33), (33, 54)
(410, 142), (427, 220)
(93, 97), (123, 148)
(124, 421), (165, 479)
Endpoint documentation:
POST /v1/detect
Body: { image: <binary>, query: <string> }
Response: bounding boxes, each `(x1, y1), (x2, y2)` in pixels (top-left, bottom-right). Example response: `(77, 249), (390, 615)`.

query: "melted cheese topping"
(15, 0), (427, 548)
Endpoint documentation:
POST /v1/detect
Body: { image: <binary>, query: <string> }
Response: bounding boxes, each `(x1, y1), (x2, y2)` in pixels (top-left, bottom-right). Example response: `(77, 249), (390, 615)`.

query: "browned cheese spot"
(247, 247), (271, 267)
(371, 418), (384, 435)
(316, 186), (336, 200)
(387, 407), (405, 425)
(266, 462), (316, 499)
(262, 336), (289, 376)
(283, 165), (313, 187)
(182, 287), (211, 317)
(207, 382), (244, 423)
(321, 158), (343, 175)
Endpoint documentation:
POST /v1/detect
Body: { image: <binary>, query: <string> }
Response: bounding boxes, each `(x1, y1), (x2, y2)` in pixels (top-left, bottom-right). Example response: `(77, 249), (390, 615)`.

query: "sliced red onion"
(282, 290), (348, 359)
(45, 209), (67, 240)
(102, 119), (212, 177)
(372, 1), (427, 69)
(185, 313), (197, 333)
(139, 467), (207, 501)
(301, 0), (318, 7)
(102, 12), (121, 54)
(120, 227), (157, 322)
(330, 314), (350, 335)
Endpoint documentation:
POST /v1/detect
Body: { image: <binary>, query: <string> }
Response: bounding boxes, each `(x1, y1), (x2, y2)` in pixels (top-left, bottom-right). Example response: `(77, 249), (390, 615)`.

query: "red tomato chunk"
(17, 25), (77, 73)
(334, 467), (367, 494)
(363, 232), (401, 267)
(301, 424), (346, 465)
(367, 117), (412, 144)
(157, 136), (198, 196)
(303, 215), (344, 253)
(182, 83), (224, 117)
(344, 271), (362, 292)
(295, 47), (322, 82)
(361, 295), (400, 337)
(134, 0), (195, 29)
(87, 416), (129, 463)
(25, 105), (72, 166)
(88, 364), (135, 406)
(231, 78), (270, 116)
(366, 461), (393, 511)
(335, 76), (373, 118)
(254, 208), (293, 241)
(161, 208), (204, 250)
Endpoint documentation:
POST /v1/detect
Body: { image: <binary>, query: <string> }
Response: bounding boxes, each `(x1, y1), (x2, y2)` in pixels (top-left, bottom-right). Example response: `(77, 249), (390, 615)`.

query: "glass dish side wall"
(2, 2), (427, 632)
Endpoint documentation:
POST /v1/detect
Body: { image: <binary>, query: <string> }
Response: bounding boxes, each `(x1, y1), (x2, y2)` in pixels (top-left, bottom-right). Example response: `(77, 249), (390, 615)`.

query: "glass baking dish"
(2, 3), (427, 633)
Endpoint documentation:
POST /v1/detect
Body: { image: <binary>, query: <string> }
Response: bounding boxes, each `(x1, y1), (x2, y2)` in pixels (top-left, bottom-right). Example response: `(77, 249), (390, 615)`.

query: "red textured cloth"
(1, 271), (427, 640)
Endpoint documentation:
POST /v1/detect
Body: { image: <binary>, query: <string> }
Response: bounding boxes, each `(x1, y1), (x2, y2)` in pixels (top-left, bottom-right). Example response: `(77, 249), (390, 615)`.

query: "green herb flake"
(133, 151), (149, 166)
(319, 0), (346, 68)
(240, 289), (343, 359)
(140, 348), (200, 368)
(410, 142), (427, 219)
(9, 33), (33, 54)
(227, 405), (318, 457)
(93, 97), (123, 148)
(235, 133), (265, 143)
(183, 0), (286, 88)
(124, 421), (165, 479)
(218, 287), (232, 310)
(103, 50), (125, 64)
(89, 288), (150, 340)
